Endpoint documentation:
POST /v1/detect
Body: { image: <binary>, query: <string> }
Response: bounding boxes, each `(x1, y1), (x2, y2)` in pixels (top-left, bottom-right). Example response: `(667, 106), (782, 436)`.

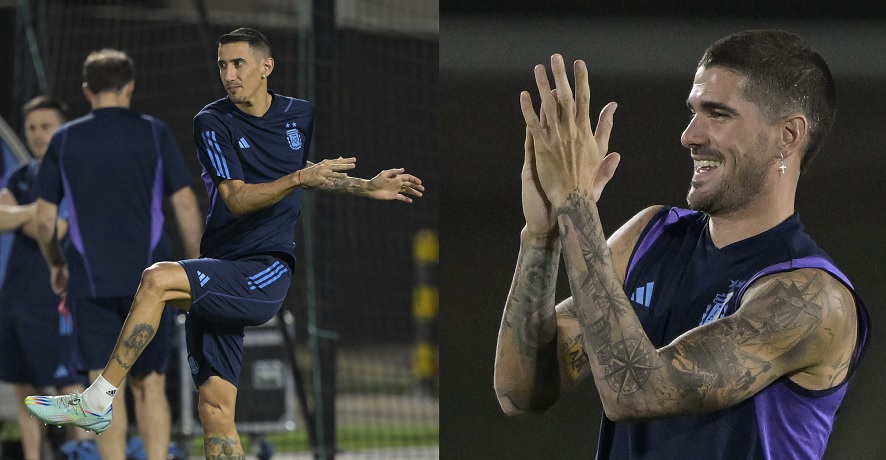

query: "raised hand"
(521, 125), (556, 237)
(520, 54), (621, 207)
(366, 168), (425, 203)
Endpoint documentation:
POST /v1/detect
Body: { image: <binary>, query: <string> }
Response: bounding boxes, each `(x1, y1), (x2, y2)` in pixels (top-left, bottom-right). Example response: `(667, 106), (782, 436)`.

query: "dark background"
(440, 8), (886, 460)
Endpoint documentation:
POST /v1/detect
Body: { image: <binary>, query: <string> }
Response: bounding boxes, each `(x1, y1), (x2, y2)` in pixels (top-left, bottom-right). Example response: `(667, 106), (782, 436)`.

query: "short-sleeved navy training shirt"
(39, 107), (193, 298)
(192, 91), (314, 266)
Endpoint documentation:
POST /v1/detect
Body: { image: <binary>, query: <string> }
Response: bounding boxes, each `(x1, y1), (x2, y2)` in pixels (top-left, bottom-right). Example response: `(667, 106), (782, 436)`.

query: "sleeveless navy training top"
(596, 207), (870, 460)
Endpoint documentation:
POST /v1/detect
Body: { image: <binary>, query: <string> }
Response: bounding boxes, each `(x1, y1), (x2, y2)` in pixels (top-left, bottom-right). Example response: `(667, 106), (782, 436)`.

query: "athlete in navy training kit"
(495, 30), (869, 459)
(29, 49), (203, 460)
(0, 96), (91, 459)
(27, 27), (425, 459)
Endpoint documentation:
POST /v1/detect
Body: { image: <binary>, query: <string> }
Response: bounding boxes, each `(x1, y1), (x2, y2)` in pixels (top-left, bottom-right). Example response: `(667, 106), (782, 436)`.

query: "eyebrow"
(686, 100), (740, 117)
(217, 57), (247, 65)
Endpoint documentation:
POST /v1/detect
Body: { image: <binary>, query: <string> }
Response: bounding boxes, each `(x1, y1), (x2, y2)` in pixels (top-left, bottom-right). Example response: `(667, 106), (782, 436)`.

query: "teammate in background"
(0, 96), (91, 460)
(494, 30), (869, 458)
(29, 50), (203, 460)
(27, 28), (424, 458)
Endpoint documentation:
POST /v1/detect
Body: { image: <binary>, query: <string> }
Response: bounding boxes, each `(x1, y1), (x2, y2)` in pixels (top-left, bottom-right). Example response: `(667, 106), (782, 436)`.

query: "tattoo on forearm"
(553, 189), (850, 413)
(112, 323), (155, 371)
(556, 191), (662, 398)
(205, 436), (245, 459)
(563, 334), (590, 381)
(503, 238), (560, 354)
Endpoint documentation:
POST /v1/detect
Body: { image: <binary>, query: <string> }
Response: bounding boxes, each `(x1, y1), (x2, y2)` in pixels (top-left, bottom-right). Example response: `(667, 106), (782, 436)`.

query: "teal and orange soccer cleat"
(24, 392), (112, 434)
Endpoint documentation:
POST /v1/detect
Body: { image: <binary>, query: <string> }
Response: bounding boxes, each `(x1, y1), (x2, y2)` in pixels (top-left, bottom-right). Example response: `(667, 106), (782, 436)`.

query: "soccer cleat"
(24, 392), (112, 434)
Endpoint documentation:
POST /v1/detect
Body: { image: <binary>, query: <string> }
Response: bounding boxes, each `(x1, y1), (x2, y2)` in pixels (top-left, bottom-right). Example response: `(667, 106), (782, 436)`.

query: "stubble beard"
(686, 146), (770, 217)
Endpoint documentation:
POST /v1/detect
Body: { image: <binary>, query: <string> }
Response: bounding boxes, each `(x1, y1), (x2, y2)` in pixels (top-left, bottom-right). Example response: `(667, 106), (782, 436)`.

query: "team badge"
(699, 279), (745, 325)
(285, 122), (303, 150)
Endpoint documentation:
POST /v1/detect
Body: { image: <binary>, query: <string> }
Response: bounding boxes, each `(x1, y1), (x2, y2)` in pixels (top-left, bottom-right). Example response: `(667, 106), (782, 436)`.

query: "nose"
(222, 66), (236, 82)
(680, 114), (705, 149)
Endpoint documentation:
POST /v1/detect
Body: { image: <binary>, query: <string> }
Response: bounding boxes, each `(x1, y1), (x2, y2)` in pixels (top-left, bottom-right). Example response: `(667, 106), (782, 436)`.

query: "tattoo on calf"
(112, 323), (155, 371)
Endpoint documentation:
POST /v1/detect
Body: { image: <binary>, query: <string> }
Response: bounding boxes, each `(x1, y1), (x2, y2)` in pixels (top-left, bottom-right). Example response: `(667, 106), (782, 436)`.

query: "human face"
(24, 108), (64, 160)
(218, 42), (269, 106)
(681, 67), (778, 216)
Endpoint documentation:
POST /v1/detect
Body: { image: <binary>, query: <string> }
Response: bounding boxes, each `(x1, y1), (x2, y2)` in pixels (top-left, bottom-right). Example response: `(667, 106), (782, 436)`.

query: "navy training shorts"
(178, 254), (291, 388)
(72, 296), (175, 376)
(0, 296), (85, 388)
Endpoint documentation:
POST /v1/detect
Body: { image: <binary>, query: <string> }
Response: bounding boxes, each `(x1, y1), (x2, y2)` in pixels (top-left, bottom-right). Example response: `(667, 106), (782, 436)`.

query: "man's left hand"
(367, 168), (425, 203)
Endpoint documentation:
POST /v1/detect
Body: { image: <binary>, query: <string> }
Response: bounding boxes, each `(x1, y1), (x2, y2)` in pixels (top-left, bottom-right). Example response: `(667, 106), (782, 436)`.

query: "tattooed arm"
(555, 193), (857, 421)
(216, 157), (356, 216)
(494, 229), (562, 415)
(303, 161), (425, 203)
(520, 54), (857, 422)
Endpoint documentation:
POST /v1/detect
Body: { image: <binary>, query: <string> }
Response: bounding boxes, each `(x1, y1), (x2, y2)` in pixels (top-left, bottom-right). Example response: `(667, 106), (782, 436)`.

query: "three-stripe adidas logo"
(106, 389), (117, 398)
(238, 137), (250, 149)
(197, 271), (211, 287)
(630, 281), (655, 307)
(247, 261), (288, 291)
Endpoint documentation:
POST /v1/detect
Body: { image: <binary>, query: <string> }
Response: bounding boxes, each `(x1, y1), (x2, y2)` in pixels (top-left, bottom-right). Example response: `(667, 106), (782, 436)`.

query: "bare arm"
(169, 186), (203, 259)
(494, 229), (562, 415)
(0, 188), (35, 232)
(304, 161), (425, 203)
(555, 194), (856, 421)
(217, 157), (356, 216)
(494, 97), (638, 414)
(0, 188), (30, 232)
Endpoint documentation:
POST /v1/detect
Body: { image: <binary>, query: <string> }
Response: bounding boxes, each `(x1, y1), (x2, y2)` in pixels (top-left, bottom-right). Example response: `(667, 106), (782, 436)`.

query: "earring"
(778, 153), (786, 175)
(261, 74), (266, 79)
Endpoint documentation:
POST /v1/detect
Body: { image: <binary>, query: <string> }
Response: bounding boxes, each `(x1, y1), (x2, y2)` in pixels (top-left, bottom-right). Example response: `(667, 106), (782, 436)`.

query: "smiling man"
(494, 30), (869, 459)
(27, 27), (424, 459)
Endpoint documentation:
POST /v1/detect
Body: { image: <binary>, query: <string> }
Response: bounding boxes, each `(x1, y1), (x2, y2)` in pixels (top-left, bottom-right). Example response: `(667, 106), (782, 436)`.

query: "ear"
(124, 80), (135, 97)
(263, 57), (275, 79)
(780, 113), (808, 160)
(81, 83), (94, 104)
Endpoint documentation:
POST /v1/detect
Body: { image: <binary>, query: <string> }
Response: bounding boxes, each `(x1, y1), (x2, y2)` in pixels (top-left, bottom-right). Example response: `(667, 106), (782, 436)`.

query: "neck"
(235, 89), (273, 117)
(707, 171), (798, 248)
(91, 91), (130, 110)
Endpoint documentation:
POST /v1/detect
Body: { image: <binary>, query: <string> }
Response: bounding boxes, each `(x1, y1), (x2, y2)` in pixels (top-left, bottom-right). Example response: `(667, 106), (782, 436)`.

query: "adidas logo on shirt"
(197, 271), (211, 287)
(630, 281), (655, 308)
(106, 389), (117, 397)
(238, 137), (250, 149)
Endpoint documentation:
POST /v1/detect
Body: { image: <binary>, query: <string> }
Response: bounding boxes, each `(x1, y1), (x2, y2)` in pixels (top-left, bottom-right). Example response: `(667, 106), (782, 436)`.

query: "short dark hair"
(22, 95), (69, 122)
(218, 27), (272, 58)
(698, 29), (836, 173)
(83, 49), (135, 94)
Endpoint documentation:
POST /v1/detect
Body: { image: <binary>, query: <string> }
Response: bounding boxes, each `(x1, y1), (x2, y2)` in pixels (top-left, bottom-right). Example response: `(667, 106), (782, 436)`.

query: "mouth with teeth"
(694, 159), (723, 174)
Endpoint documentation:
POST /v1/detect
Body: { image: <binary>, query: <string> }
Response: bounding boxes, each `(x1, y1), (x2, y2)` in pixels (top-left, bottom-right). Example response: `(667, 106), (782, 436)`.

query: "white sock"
(81, 375), (117, 413)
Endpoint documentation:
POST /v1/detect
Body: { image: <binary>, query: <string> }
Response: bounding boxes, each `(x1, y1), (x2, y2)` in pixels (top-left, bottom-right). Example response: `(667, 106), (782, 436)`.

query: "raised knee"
(140, 262), (173, 292)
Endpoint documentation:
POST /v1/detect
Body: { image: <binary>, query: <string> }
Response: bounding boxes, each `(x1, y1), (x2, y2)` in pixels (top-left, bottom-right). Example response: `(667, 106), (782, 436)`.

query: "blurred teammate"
(29, 50), (203, 460)
(495, 30), (869, 459)
(27, 28), (424, 458)
(0, 96), (90, 460)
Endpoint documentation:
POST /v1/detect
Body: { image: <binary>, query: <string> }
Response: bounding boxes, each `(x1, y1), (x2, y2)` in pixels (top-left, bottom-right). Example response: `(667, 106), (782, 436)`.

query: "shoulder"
(194, 98), (233, 124)
(273, 94), (314, 120)
(608, 205), (666, 283)
(736, 268), (857, 383)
